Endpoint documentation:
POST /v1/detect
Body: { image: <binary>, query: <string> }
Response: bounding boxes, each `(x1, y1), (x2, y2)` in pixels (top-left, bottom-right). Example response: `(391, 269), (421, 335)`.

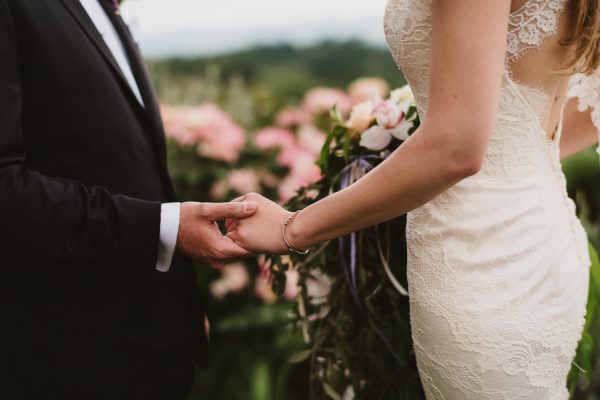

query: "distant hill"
(147, 40), (407, 104)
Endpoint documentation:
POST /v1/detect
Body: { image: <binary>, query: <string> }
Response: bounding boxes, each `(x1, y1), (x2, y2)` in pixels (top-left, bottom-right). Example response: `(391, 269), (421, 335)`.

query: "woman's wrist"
(286, 210), (311, 251)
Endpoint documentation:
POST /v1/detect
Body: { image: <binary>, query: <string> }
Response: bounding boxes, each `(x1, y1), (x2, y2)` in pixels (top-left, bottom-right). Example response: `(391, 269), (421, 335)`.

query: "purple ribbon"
(336, 155), (405, 365)
(338, 156), (378, 302)
(108, 0), (119, 11)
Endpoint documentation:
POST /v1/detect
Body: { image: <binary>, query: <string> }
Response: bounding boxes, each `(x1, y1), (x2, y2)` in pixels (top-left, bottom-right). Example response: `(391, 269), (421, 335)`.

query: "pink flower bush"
(255, 256), (301, 303)
(253, 127), (297, 150)
(275, 107), (312, 128)
(255, 256), (278, 304)
(210, 168), (264, 199)
(209, 262), (250, 300)
(302, 87), (353, 116)
(253, 123), (325, 203)
(275, 141), (323, 203)
(161, 103), (246, 163)
(297, 124), (327, 156)
(348, 77), (390, 102)
(227, 168), (262, 194)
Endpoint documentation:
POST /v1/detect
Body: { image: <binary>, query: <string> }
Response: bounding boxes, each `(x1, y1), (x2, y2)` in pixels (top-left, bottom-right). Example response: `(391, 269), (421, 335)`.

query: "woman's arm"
(228, 0), (511, 254)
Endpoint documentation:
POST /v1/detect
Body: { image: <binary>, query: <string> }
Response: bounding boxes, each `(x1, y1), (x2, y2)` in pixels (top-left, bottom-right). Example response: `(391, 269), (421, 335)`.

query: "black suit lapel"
(98, 2), (177, 200)
(58, 0), (144, 112)
(101, 3), (167, 154)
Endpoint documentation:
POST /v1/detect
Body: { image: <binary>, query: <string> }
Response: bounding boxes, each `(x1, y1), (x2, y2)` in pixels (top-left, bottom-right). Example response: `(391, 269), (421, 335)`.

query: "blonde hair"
(562, 0), (600, 74)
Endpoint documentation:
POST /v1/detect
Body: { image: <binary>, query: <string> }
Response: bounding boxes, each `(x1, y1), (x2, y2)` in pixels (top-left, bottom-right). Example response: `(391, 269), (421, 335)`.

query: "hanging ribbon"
(335, 155), (407, 366)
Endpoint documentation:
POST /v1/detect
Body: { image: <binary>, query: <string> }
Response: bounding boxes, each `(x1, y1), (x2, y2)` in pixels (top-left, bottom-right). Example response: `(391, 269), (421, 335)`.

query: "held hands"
(176, 201), (259, 269)
(225, 193), (298, 255)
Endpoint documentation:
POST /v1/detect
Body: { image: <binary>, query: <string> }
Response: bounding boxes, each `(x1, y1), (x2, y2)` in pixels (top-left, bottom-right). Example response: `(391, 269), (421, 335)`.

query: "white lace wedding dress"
(384, 0), (598, 398)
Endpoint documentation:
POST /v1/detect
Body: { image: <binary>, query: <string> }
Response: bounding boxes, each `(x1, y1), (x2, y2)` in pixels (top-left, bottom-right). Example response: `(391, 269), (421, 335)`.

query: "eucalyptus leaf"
(322, 382), (342, 400)
(288, 349), (312, 364)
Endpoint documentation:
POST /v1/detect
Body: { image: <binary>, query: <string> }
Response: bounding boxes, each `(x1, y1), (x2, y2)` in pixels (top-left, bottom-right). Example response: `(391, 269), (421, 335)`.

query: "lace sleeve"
(566, 71), (600, 155)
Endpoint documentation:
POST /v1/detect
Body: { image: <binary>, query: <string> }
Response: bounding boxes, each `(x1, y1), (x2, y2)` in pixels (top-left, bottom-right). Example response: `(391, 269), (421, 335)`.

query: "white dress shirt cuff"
(156, 203), (181, 272)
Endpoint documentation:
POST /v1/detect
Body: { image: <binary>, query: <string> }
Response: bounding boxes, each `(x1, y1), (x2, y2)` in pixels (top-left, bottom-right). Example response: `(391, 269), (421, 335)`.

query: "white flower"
(343, 385), (356, 400)
(390, 85), (414, 114)
(390, 118), (413, 141)
(359, 125), (393, 151)
(306, 269), (334, 306)
(345, 100), (374, 133)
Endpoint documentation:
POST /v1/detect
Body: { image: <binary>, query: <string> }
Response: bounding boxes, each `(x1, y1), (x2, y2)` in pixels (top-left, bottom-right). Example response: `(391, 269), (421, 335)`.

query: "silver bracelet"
(282, 211), (310, 256)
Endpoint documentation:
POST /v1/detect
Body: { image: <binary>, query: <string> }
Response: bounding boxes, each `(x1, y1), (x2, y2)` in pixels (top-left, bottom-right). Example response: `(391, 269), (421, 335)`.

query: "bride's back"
(507, 0), (576, 140)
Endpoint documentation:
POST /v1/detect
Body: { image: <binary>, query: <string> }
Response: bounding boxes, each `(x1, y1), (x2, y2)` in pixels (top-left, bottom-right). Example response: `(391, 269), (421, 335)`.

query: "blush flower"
(345, 101), (374, 133)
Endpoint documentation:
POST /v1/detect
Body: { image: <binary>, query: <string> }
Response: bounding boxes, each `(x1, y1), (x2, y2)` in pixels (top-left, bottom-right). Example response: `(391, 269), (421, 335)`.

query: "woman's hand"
(225, 193), (294, 255)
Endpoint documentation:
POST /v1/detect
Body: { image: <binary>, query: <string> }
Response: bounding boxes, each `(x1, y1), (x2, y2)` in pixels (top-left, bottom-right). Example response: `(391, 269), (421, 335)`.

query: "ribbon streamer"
(336, 155), (406, 365)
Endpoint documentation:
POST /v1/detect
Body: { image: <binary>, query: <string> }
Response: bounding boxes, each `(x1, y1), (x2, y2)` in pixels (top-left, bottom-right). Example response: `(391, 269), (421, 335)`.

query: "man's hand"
(176, 201), (258, 269)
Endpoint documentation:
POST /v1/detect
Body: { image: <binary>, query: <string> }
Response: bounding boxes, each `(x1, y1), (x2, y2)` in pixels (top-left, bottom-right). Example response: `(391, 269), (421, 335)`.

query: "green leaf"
(332, 125), (349, 138)
(342, 135), (351, 163)
(272, 270), (287, 297)
(322, 382), (342, 400)
(288, 349), (312, 364)
(330, 105), (343, 124)
(318, 135), (335, 171)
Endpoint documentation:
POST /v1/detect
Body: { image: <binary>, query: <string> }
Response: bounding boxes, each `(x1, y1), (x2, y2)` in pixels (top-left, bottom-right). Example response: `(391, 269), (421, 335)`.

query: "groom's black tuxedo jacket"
(0, 1), (207, 399)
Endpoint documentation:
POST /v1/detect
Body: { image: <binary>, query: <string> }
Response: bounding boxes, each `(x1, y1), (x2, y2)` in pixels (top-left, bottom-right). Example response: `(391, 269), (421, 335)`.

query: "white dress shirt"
(79, 0), (180, 272)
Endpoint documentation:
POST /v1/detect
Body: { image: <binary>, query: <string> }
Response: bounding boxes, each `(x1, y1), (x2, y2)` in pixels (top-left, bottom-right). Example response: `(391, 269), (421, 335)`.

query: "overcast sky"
(120, 0), (390, 57)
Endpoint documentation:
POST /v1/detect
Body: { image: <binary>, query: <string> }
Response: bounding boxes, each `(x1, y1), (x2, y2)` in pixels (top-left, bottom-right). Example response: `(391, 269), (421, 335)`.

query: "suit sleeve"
(0, 0), (162, 269)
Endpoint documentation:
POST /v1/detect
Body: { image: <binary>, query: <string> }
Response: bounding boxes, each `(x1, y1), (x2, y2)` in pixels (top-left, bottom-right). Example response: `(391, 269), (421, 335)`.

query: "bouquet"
(267, 85), (426, 399)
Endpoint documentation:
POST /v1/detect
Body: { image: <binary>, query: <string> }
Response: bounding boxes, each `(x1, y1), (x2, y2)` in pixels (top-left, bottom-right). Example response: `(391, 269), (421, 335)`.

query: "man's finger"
(217, 235), (254, 258)
(200, 201), (258, 221)
(207, 259), (225, 270)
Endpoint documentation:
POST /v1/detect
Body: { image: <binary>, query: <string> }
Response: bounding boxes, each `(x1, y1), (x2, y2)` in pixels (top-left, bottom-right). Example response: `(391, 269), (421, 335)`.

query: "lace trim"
(506, 0), (566, 62)
(567, 71), (600, 155)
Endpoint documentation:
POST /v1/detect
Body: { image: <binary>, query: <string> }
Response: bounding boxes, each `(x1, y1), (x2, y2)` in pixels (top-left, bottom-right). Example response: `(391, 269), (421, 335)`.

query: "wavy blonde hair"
(562, 0), (600, 74)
